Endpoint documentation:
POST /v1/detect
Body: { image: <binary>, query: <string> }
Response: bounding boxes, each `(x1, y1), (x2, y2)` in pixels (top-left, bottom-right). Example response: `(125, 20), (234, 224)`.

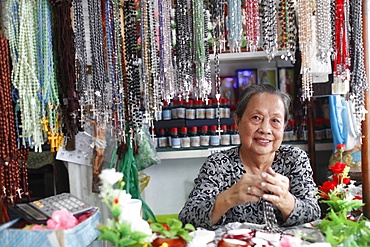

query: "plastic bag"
(135, 125), (160, 171)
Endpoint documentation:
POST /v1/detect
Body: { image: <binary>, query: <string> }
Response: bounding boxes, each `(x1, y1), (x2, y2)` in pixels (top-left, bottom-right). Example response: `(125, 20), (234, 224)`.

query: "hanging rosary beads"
(244, 0), (260, 52)
(297, 0), (313, 101)
(50, 0), (80, 150)
(37, 0), (63, 152)
(73, 0), (90, 128)
(260, 0), (278, 61)
(277, 0), (296, 62)
(0, 32), (30, 209)
(349, 0), (368, 127)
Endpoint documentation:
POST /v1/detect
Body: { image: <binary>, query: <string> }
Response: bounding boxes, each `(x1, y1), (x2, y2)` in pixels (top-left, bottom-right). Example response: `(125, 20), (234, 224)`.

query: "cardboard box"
(0, 208), (100, 247)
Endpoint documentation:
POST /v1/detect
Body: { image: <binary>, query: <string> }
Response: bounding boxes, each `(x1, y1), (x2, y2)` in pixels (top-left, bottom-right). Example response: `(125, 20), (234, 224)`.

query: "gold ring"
(247, 186), (251, 194)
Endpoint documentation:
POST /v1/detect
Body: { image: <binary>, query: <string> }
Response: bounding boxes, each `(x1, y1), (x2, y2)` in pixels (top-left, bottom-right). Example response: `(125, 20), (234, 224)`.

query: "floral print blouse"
(178, 145), (321, 230)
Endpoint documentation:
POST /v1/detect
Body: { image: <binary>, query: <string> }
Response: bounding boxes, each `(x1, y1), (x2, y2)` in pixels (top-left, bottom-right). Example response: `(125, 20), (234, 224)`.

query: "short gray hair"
(234, 84), (291, 123)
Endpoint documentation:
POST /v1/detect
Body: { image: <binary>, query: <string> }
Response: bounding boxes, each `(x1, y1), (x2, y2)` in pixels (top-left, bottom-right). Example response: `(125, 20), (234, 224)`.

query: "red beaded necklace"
(0, 33), (30, 221)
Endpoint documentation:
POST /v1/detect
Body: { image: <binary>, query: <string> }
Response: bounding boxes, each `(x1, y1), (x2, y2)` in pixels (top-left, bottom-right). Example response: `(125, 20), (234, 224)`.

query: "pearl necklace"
(297, 0), (313, 100)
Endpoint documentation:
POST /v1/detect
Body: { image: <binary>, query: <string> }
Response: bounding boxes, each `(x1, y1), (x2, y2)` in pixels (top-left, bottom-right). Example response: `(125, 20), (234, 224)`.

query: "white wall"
(141, 157), (205, 216)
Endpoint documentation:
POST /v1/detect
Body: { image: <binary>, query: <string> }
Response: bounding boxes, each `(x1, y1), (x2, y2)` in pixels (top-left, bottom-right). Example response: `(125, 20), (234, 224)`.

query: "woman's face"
(234, 92), (286, 156)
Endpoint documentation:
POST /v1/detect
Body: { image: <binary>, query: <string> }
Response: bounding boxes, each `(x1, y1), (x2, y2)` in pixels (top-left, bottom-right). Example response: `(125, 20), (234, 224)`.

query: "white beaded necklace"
(297, 0), (313, 100)
(7, 0), (43, 152)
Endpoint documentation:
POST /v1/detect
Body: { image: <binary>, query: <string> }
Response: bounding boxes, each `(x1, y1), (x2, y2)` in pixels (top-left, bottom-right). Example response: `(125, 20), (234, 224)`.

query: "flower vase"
(151, 236), (187, 247)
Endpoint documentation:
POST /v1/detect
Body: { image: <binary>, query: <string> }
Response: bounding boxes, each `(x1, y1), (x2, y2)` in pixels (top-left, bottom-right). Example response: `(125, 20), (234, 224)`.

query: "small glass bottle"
(205, 99), (215, 119)
(180, 127), (190, 148)
(170, 127), (181, 148)
(171, 99), (178, 119)
(219, 98), (226, 118)
(224, 98), (231, 118)
(177, 99), (186, 119)
(162, 100), (171, 120)
(157, 128), (168, 148)
(185, 99), (195, 120)
(189, 126), (200, 147)
(209, 125), (220, 146)
(195, 99), (205, 119)
(199, 125), (210, 147)
(220, 125), (230, 146)
(230, 124), (241, 145)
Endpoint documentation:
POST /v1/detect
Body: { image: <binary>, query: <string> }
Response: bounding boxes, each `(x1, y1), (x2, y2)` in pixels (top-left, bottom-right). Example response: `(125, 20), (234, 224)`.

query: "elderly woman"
(179, 84), (321, 230)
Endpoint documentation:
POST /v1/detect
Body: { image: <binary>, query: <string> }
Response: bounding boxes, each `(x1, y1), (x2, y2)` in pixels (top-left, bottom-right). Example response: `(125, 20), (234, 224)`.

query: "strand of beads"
(140, 0), (153, 125)
(148, 0), (162, 123)
(104, 0), (119, 134)
(194, 0), (210, 101)
(87, 0), (108, 128)
(244, 0), (260, 52)
(227, 0), (242, 52)
(261, 0), (278, 61)
(159, 0), (175, 102)
(72, 0), (89, 127)
(10, 0), (44, 151)
(175, 0), (193, 100)
(123, 0), (143, 141)
(349, 0), (368, 126)
(297, 0), (313, 100)
(37, 0), (62, 152)
(277, 0), (296, 62)
(112, 0), (125, 138)
(50, 0), (80, 150)
(0, 33), (29, 206)
(315, 0), (332, 63)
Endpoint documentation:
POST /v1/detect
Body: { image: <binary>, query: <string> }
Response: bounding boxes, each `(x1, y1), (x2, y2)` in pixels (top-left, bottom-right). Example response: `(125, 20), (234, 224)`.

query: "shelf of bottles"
(152, 97), (334, 160)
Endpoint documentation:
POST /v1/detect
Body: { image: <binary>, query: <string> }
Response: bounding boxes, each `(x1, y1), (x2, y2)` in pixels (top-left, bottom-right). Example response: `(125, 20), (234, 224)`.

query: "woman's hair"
(234, 84), (291, 122)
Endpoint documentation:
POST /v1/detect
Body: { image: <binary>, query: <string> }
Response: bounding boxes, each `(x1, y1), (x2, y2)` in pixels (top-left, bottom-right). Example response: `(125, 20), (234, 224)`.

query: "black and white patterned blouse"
(178, 145), (321, 230)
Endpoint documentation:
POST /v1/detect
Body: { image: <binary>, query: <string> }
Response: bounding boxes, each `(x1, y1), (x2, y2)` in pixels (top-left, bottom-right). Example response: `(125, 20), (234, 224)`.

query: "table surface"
(205, 221), (327, 246)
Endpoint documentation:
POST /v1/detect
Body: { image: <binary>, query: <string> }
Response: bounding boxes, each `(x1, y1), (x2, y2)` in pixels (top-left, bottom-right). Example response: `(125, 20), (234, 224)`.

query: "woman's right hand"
(211, 173), (263, 224)
(227, 173), (264, 206)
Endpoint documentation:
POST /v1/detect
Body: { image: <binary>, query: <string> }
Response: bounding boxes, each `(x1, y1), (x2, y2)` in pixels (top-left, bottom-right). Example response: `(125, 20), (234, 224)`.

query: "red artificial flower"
(332, 175), (341, 184)
(336, 144), (346, 151)
(114, 198), (119, 204)
(329, 162), (346, 174)
(162, 223), (170, 231)
(353, 195), (362, 200)
(319, 191), (330, 200)
(343, 177), (351, 185)
(319, 181), (337, 194)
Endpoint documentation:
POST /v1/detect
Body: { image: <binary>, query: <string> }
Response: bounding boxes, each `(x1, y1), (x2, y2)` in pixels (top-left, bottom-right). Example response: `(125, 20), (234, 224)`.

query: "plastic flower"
(317, 144), (370, 246)
(99, 168), (123, 185)
(279, 235), (302, 247)
(46, 208), (78, 230)
(97, 168), (154, 246)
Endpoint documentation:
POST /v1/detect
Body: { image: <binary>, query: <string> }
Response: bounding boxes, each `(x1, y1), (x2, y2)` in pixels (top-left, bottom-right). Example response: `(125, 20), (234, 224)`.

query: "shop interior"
(1, 0), (370, 246)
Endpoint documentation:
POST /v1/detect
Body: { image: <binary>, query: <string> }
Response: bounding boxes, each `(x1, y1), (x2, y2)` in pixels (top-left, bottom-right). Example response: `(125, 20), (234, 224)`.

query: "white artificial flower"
(130, 218), (153, 236)
(365, 221), (370, 228)
(111, 189), (132, 205)
(99, 168), (123, 185)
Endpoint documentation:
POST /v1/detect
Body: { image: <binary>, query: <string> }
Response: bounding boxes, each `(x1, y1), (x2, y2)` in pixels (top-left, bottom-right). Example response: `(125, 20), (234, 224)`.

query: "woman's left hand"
(258, 167), (295, 220)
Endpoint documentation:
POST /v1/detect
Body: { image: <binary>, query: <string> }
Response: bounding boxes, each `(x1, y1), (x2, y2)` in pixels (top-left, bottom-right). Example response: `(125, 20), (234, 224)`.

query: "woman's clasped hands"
(230, 167), (295, 219)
